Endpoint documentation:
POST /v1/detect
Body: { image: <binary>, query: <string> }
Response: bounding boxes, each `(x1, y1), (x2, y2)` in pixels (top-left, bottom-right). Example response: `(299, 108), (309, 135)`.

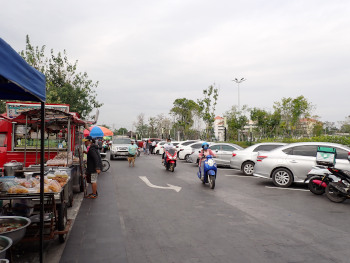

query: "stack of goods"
(0, 175), (67, 194)
(46, 152), (74, 167)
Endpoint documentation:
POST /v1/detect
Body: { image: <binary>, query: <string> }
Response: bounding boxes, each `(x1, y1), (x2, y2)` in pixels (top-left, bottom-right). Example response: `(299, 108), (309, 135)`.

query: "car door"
(334, 146), (350, 171)
(209, 145), (222, 164)
(220, 144), (238, 166)
(286, 145), (318, 181)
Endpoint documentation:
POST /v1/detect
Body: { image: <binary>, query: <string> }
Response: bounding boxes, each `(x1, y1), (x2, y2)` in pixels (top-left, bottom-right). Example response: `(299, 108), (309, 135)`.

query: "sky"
(1, 0), (350, 130)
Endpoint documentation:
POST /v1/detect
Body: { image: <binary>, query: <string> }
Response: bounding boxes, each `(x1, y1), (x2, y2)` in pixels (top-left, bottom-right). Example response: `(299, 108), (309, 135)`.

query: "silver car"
(253, 142), (350, 187)
(230, 143), (286, 175)
(189, 143), (243, 167)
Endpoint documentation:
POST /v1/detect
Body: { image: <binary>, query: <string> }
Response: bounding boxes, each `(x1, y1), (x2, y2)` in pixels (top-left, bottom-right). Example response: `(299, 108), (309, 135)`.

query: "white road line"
(225, 174), (258, 178)
(265, 186), (309, 192)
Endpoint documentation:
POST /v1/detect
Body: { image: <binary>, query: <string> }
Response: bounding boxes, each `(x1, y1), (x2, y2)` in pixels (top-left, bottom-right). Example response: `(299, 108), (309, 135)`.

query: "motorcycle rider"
(198, 142), (216, 178)
(162, 138), (174, 165)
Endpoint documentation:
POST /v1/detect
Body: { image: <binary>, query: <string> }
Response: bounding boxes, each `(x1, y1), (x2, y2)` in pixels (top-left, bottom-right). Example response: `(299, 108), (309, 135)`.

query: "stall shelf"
(0, 175), (72, 243)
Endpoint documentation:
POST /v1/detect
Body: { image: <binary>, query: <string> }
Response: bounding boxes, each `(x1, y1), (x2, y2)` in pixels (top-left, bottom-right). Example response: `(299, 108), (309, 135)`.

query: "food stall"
(0, 168), (72, 244)
(0, 37), (47, 262)
(0, 104), (87, 199)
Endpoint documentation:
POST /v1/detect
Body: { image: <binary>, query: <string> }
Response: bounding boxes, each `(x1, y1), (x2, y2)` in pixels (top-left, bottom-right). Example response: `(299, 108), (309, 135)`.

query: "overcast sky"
(2, 0), (350, 130)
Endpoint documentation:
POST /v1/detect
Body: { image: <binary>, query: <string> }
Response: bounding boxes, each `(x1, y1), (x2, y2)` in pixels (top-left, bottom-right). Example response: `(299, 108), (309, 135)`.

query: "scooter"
(305, 166), (336, 195)
(197, 155), (217, 189)
(164, 148), (177, 172)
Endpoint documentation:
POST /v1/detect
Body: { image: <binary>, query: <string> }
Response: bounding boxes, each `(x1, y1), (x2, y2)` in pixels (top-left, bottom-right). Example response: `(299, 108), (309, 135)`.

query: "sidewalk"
(59, 168), (127, 263)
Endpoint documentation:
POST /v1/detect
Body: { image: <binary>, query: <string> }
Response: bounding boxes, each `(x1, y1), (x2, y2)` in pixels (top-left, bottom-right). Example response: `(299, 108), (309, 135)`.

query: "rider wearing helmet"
(198, 142), (216, 167)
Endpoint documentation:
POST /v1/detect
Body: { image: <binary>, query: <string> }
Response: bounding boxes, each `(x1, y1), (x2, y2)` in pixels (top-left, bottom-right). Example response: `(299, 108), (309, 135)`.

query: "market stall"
(0, 168), (71, 243)
(9, 108), (86, 205)
(0, 37), (46, 262)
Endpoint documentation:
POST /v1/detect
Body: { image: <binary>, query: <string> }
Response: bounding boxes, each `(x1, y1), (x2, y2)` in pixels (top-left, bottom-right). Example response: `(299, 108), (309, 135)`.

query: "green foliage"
(250, 107), (281, 138)
(197, 84), (219, 140)
(170, 98), (200, 139)
(19, 35), (102, 118)
(115, 127), (128, 135)
(224, 105), (248, 140)
(273, 95), (313, 136)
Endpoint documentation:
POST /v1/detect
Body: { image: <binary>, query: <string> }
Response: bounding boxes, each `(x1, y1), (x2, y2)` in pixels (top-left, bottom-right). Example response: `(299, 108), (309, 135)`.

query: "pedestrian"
(143, 140), (146, 154)
(151, 140), (157, 155)
(146, 140), (150, 155)
(84, 136), (102, 199)
(97, 139), (103, 153)
(128, 140), (138, 167)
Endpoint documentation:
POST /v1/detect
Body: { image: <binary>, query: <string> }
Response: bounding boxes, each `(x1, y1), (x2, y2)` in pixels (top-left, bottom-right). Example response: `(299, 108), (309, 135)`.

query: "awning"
(0, 38), (46, 102)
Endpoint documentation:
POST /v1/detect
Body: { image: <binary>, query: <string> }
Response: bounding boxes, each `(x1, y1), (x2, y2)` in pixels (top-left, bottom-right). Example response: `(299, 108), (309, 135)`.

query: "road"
(98, 153), (350, 263)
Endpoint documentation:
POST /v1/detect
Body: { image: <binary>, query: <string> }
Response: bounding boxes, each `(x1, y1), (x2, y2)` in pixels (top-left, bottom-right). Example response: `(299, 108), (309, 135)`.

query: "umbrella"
(84, 126), (113, 138)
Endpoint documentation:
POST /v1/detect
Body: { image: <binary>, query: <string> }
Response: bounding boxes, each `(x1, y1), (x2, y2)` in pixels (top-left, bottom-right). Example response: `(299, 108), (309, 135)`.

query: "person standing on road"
(143, 140), (147, 154)
(151, 140), (157, 155)
(84, 136), (102, 199)
(128, 140), (138, 167)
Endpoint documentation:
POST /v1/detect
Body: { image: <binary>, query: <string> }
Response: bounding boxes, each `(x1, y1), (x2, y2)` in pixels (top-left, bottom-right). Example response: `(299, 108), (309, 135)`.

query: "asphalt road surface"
(103, 153), (350, 263)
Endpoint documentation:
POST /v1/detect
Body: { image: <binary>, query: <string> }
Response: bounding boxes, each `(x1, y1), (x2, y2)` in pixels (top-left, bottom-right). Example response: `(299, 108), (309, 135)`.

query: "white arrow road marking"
(265, 186), (309, 192)
(139, 176), (182, 192)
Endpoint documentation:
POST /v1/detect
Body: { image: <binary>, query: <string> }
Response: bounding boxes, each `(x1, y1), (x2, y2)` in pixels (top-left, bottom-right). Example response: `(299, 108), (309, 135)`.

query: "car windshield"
(113, 138), (131, 144)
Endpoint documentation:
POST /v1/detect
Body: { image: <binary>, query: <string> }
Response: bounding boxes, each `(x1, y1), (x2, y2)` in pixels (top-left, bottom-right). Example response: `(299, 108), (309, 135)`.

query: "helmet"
(201, 142), (209, 149)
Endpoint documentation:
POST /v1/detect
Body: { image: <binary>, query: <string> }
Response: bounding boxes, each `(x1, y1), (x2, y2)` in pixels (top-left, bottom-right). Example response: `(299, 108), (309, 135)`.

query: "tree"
(18, 35), (102, 118)
(250, 107), (281, 138)
(273, 95), (313, 137)
(340, 115), (350, 134)
(134, 113), (148, 138)
(224, 105), (248, 141)
(170, 98), (200, 140)
(197, 84), (219, 140)
(115, 127), (128, 135)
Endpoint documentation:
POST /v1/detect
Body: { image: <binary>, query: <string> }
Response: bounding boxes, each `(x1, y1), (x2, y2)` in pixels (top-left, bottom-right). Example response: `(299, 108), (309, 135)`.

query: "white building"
(213, 116), (225, 141)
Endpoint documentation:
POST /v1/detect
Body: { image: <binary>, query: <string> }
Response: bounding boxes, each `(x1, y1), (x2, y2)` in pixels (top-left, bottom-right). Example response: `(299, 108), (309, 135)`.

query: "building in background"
(213, 116), (225, 141)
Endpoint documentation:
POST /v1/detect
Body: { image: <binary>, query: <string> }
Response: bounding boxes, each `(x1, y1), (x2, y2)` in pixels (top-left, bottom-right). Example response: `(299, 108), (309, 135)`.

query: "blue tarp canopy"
(0, 38), (46, 102)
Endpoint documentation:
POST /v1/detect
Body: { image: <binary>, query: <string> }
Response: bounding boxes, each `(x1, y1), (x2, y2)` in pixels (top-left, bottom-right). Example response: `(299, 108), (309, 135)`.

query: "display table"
(0, 176), (72, 243)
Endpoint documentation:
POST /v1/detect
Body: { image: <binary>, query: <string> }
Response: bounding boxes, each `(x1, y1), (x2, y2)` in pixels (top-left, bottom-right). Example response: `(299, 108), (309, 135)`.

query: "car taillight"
(180, 149), (184, 151)
(232, 153), (237, 157)
(257, 156), (267, 162)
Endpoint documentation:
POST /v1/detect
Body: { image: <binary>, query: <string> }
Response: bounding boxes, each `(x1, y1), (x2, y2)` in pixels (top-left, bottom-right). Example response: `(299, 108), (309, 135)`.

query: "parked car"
(230, 143), (286, 175)
(158, 141), (180, 154)
(179, 141), (204, 161)
(253, 142), (350, 187)
(189, 143), (243, 167)
(153, 141), (166, 154)
(110, 136), (132, 160)
(176, 140), (200, 157)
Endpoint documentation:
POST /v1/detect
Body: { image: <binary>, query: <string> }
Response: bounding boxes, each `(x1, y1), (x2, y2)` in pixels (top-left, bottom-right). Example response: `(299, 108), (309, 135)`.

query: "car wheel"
(156, 150), (159, 155)
(185, 154), (191, 163)
(272, 168), (293, 188)
(110, 155), (114, 160)
(242, 161), (254, 176)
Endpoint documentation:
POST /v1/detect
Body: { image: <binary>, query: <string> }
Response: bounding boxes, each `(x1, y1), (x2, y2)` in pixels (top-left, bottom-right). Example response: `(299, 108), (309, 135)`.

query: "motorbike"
(324, 167), (350, 203)
(197, 155), (217, 189)
(164, 148), (177, 172)
(305, 166), (336, 195)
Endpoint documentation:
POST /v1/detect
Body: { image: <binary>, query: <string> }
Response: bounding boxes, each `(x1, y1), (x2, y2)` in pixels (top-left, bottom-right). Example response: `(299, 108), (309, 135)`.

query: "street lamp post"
(232, 77), (246, 110)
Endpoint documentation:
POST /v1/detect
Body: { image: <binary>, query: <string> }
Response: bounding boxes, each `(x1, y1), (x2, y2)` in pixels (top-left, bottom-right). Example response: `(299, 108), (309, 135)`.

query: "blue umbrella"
(89, 126), (104, 138)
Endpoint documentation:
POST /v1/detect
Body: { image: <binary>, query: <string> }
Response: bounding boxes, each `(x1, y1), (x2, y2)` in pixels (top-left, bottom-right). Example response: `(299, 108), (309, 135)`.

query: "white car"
(157, 141), (181, 155)
(153, 141), (166, 154)
(230, 143), (286, 175)
(178, 141), (204, 161)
